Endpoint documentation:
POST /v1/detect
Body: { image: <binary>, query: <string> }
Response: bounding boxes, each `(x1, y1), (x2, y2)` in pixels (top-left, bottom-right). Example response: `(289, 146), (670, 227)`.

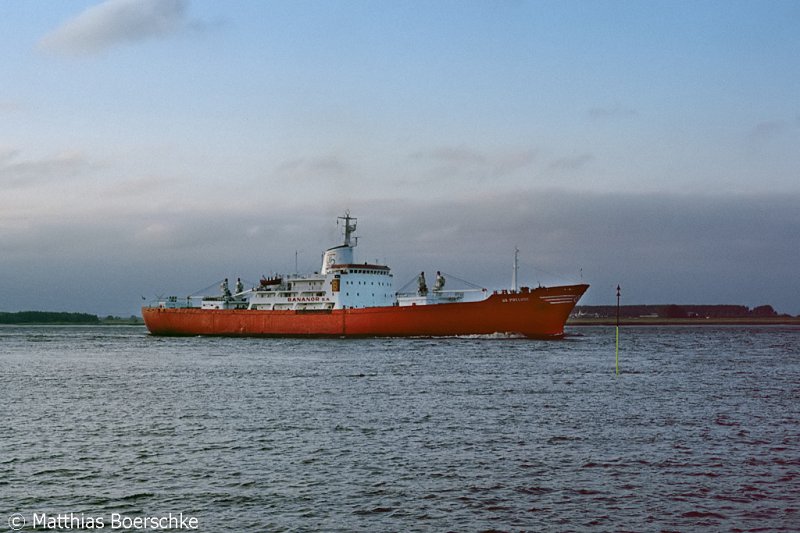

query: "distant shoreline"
(0, 311), (143, 326)
(568, 317), (800, 326)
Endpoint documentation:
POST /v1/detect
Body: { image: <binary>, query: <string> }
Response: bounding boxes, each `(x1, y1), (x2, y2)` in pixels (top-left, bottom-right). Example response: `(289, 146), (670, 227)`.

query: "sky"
(1, 0), (799, 317)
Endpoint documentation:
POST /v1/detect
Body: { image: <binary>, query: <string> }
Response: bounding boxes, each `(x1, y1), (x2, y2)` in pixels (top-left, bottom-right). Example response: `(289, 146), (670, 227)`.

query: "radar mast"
(339, 211), (358, 247)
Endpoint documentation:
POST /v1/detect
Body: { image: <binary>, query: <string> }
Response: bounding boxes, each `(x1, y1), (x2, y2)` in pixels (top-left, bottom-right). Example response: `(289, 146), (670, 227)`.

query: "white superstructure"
(160, 212), (396, 311)
(156, 211), (488, 312)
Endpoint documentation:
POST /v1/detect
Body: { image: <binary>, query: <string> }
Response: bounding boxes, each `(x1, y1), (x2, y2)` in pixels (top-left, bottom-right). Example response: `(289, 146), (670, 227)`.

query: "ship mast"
(339, 211), (357, 247)
(512, 246), (519, 291)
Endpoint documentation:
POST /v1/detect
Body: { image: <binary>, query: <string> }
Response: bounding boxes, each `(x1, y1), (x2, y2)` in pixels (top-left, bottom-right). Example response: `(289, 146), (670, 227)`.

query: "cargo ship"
(142, 213), (588, 338)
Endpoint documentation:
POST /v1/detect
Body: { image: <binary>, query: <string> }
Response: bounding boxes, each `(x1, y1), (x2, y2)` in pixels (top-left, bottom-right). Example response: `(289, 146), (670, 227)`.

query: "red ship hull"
(142, 284), (588, 339)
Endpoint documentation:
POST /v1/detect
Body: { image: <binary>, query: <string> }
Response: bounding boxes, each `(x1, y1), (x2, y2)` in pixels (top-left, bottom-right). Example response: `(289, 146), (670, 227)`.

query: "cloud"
(39, 0), (190, 56)
(410, 145), (537, 180)
(0, 101), (23, 113)
(102, 175), (180, 198)
(273, 155), (351, 180)
(746, 120), (793, 143)
(0, 148), (19, 162)
(269, 155), (356, 199)
(417, 146), (487, 166)
(0, 150), (95, 188)
(548, 154), (594, 171)
(344, 190), (800, 313)
(587, 105), (638, 121)
(1, 188), (799, 316)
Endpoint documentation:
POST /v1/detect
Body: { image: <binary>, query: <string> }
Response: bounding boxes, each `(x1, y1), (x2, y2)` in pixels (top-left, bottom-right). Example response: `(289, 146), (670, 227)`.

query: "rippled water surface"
(2, 325), (799, 531)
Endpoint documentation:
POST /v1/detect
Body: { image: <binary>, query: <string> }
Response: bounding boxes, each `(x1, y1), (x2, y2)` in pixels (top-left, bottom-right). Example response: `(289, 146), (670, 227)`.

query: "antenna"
(512, 247), (519, 291)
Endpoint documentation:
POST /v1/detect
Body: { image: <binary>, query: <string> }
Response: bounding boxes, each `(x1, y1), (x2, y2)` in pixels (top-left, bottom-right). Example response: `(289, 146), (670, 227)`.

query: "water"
(2, 325), (799, 532)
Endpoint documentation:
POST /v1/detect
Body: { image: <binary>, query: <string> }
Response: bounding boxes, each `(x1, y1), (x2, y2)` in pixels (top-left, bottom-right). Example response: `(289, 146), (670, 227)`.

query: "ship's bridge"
(327, 262), (394, 309)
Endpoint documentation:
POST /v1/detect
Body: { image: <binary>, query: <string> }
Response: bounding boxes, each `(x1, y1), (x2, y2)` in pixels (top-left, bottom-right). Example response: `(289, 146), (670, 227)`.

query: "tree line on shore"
(0, 312), (143, 324)
(573, 304), (789, 319)
(0, 311), (101, 324)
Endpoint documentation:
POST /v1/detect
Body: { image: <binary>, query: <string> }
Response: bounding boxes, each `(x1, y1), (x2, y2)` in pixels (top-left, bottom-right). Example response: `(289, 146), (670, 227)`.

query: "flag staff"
(616, 284), (621, 375)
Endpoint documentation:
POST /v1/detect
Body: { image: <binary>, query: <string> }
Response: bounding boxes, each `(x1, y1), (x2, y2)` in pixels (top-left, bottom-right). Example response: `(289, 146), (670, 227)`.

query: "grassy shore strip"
(568, 316), (800, 326)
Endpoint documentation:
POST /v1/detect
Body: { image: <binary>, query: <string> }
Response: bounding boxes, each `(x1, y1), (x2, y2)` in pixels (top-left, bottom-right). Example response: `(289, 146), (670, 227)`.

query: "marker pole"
(615, 285), (621, 376)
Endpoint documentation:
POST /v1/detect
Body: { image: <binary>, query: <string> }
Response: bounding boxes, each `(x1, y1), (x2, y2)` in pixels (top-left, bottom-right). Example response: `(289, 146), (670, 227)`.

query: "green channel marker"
(616, 285), (621, 375)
